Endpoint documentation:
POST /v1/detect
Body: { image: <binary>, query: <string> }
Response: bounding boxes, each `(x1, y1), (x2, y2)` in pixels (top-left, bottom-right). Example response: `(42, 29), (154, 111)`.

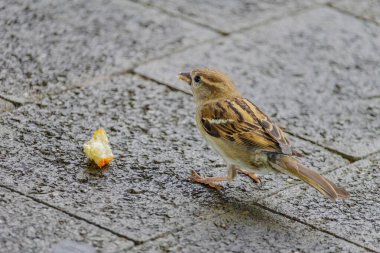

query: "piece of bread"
(83, 128), (114, 168)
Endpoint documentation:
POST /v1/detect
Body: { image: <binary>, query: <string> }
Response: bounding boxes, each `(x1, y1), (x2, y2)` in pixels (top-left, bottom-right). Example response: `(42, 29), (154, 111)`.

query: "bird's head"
(178, 68), (241, 105)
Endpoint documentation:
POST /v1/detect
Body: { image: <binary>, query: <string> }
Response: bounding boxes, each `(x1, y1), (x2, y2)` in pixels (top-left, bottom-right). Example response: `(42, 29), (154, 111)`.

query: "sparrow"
(178, 68), (349, 201)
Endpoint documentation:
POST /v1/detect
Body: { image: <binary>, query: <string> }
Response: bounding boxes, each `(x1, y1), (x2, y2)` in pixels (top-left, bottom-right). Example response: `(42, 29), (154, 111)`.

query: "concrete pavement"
(1, 0), (379, 252)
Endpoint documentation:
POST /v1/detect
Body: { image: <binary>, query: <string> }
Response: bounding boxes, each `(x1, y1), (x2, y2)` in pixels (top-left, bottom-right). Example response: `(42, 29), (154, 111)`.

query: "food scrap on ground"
(83, 128), (114, 168)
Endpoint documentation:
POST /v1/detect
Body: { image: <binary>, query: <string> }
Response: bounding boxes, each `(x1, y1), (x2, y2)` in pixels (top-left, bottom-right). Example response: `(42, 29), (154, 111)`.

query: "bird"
(178, 68), (349, 201)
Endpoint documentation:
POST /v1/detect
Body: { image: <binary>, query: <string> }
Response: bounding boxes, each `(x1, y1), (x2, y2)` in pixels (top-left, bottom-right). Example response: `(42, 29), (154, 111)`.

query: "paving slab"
(0, 187), (133, 253)
(0, 0), (217, 104)
(131, 0), (326, 33)
(332, 0), (380, 25)
(0, 74), (347, 243)
(131, 204), (365, 253)
(135, 7), (380, 159)
(259, 153), (380, 252)
(0, 74), (222, 242)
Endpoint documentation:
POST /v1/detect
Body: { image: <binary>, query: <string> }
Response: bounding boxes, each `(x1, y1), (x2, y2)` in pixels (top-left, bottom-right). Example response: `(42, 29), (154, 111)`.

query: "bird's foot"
(237, 168), (262, 185)
(190, 170), (227, 190)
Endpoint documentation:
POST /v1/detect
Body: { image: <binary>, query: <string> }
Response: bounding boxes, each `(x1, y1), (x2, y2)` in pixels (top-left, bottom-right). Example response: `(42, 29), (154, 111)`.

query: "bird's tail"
(268, 154), (349, 201)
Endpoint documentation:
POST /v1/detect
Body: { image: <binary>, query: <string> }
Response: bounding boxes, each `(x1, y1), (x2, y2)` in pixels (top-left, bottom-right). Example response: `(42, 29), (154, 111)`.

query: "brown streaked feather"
(233, 98), (292, 154)
(199, 98), (290, 154)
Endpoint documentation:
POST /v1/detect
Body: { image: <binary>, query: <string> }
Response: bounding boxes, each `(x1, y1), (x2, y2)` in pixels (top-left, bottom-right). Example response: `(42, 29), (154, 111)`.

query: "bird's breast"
(196, 114), (268, 170)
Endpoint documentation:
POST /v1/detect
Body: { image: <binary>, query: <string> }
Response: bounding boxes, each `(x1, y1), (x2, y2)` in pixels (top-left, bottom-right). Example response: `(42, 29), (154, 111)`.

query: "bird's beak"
(178, 72), (192, 85)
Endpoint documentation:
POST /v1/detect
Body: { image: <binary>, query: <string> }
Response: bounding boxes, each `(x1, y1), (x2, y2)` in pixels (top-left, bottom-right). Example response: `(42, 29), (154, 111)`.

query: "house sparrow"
(178, 68), (349, 201)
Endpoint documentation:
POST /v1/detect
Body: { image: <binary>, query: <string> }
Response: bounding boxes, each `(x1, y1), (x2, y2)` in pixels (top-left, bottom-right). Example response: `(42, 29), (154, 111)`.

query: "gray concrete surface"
(0, 0), (217, 103)
(130, 205), (366, 253)
(0, 0), (379, 252)
(131, 0), (327, 33)
(332, 0), (380, 25)
(0, 187), (133, 252)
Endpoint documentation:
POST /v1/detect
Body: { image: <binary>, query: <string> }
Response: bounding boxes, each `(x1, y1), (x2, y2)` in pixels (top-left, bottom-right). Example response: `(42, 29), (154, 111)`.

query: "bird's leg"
(190, 170), (228, 190)
(237, 168), (262, 185)
(291, 148), (304, 157)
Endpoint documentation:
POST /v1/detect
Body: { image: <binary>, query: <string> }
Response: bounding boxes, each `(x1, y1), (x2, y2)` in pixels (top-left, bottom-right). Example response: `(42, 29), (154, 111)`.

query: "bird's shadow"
(199, 186), (305, 234)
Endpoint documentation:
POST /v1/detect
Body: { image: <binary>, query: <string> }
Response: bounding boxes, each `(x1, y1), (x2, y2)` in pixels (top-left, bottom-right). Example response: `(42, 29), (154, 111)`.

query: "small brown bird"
(178, 68), (349, 201)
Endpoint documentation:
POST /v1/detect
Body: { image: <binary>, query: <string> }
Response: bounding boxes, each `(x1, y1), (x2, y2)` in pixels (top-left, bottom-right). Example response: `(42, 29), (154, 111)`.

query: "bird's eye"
(194, 75), (201, 83)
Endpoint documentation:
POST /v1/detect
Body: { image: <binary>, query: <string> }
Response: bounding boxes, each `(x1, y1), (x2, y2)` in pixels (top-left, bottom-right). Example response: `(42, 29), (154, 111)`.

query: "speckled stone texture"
(136, 7), (380, 159)
(0, 0), (217, 103)
(131, 0), (326, 33)
(259, 153), (380, 252)
(0, 187), (133, 253)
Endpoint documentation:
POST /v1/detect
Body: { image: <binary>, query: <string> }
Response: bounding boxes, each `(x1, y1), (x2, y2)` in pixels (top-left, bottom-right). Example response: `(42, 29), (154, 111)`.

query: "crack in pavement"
(0, 183), (138, 246)
(327, 3), (380, 27)
(130, 0), (326, 36)
(0, 74), (120, 116)
(250, 201), (378, 253)
(0, 95), (24, 107)
(127, 0), (228, 36)
(286, 132), (360, 163)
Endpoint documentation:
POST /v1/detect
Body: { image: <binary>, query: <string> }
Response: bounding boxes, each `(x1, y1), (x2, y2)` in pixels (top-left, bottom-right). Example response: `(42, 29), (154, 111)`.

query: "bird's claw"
(190, 170), (225, 190)
(237, 168), (262, 186)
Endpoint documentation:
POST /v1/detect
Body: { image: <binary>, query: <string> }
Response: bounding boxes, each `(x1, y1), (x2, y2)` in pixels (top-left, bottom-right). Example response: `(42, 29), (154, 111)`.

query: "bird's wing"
(200, 98), (292, 154)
